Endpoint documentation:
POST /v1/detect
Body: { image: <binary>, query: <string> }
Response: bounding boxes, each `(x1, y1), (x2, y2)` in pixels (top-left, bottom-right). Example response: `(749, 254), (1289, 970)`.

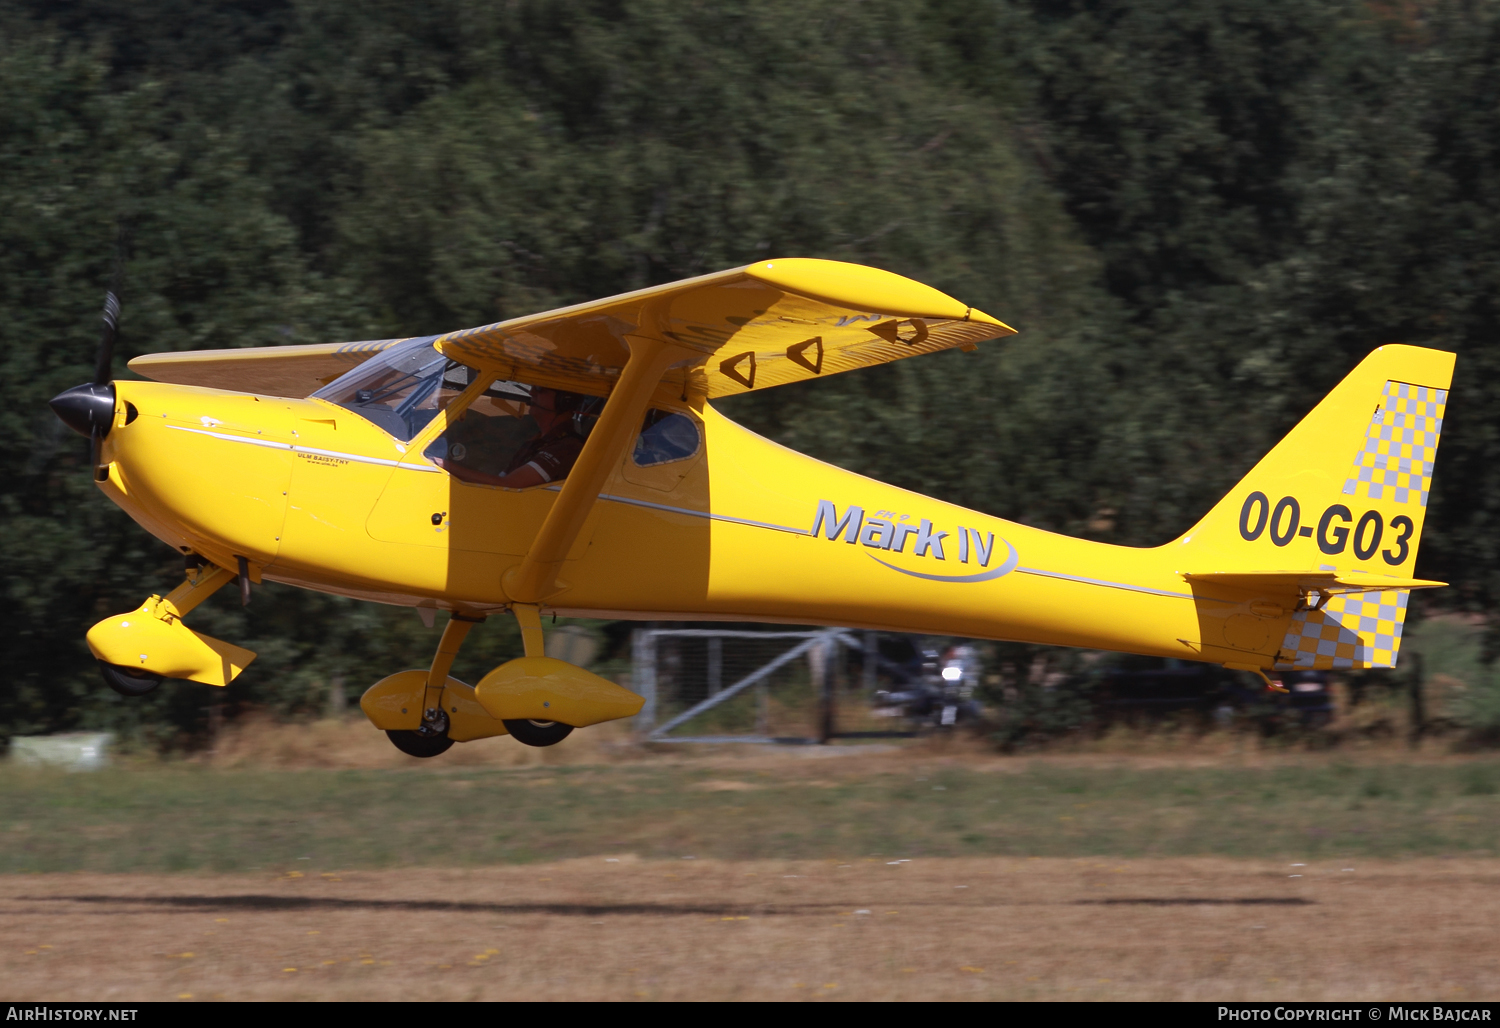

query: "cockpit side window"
(312, 337), (475, 441)
(424, 380), (603, 489)
(633, 410), (700, 466)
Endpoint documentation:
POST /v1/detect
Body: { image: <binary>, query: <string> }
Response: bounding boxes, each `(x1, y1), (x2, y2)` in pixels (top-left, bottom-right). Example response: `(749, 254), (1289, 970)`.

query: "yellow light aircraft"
(49, 259), (1452, 756)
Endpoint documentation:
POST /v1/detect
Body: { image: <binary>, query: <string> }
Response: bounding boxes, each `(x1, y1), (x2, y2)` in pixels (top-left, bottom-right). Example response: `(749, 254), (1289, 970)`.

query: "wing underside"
(128, 338), (407, 398)
(434, 259), (1014, 401)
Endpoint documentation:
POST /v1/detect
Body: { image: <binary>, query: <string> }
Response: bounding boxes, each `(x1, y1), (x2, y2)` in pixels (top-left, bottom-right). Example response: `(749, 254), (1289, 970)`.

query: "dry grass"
(8, 731), (1500, 873)
(3, 857), (1498, 1000)
(199, 713), (643, 770)
(186, 702), (1498, 775)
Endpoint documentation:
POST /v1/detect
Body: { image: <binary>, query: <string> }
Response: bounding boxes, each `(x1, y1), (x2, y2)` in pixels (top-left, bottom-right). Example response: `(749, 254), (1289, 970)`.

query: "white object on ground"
(11, 732), (114, 771)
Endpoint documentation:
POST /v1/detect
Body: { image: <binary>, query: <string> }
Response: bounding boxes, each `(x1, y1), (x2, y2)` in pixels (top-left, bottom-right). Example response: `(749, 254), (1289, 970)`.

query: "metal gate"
(631, 627), (919, 743)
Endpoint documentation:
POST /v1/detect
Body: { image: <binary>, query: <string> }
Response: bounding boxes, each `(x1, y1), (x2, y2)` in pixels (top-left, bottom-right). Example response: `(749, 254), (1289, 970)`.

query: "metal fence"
(631, 627), (914, 743)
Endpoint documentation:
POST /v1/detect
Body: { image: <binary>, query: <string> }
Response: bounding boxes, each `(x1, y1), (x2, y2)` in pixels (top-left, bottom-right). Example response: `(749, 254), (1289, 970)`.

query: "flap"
(434, 258), (1014, 401)
(128, 338), (408, 398)
(1183, 570), (1447, 594)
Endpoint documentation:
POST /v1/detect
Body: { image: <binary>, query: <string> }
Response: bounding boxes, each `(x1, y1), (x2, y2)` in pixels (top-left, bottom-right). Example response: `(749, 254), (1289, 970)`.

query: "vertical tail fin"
(1179, 345), (1455, 670)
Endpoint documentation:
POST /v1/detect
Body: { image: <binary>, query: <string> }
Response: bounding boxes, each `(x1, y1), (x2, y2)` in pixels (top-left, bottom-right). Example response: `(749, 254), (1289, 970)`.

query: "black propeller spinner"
(50, 239), (127, 476)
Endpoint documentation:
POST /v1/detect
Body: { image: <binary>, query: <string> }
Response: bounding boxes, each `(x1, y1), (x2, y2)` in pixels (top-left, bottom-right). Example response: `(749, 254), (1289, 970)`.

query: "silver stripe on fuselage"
(599, 493), (1207, 600)
(163, 424), (441, 472)
(1014, 565), (1226, 602)
(595, 491), (811, 536)
(163, 423), (1218, 602)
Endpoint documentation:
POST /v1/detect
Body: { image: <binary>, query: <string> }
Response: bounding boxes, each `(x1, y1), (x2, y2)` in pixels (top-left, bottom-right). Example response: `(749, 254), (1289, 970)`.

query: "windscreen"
(311, 337), (478, 441)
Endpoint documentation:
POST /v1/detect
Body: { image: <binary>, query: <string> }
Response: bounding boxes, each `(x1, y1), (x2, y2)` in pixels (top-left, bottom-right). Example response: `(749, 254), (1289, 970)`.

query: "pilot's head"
(529, 387), (597, 434)
(528, 387), (565, 431)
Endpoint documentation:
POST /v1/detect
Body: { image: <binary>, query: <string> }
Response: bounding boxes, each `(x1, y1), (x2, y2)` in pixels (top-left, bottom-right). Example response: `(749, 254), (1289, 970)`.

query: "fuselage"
(97, 376), (1259, 664)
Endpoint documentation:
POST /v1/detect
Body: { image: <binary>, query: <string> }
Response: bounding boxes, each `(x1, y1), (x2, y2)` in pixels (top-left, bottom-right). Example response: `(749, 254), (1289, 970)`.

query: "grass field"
(3, 744), (1499, 873)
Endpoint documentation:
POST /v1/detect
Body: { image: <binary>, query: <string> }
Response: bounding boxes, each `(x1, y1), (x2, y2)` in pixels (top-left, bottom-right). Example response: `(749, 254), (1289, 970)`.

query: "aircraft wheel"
(386, 729), (454, 758)
(98, 661), (164, 697)
(503, 719), (575, 747)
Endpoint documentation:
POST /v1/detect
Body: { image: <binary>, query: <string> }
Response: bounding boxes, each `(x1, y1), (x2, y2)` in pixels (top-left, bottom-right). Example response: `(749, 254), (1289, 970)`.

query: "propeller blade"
(83, 224), (128, 473)
(92, 290), (120, 386)
(46, 226), (130, 477)
(92, 223), (129, 386)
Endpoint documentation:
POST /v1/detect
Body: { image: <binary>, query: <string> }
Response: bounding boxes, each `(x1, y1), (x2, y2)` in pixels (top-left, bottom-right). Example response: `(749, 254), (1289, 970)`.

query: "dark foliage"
(5, 0), (1500, 742)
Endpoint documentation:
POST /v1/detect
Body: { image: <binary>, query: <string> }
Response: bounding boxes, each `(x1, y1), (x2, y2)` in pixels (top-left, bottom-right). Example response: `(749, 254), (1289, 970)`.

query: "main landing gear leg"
(513, 603), (545, 658)
(501, 604), (574, 747)
(386, 613), (485, 758)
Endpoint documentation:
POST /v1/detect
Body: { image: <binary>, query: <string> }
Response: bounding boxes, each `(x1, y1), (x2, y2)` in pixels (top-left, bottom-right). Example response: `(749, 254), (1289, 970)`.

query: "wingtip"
(965, 307), (1017, 334)
(746, 259), (1005, 322)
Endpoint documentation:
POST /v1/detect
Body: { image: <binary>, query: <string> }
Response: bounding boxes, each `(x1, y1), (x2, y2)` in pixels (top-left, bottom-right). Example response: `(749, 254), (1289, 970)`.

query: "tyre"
(98, 661), (164, 697)
(503, 719), (574, 747)
(386, 729), (454, 758)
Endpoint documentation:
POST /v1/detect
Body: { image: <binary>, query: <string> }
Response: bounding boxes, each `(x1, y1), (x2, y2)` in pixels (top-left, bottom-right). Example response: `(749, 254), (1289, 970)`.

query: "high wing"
(434, 258), (1014, 401)
(127, 260), (1013, 400)
(128, 338), (408, 397)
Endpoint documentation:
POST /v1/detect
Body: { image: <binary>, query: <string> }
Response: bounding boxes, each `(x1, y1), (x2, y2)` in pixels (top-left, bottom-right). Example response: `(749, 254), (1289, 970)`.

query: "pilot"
(439, 386), (594, 488)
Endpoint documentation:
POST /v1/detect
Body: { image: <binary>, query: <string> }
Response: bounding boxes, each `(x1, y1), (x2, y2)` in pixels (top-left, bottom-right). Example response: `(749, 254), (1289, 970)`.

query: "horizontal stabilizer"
(1183, 570), (1446, 594)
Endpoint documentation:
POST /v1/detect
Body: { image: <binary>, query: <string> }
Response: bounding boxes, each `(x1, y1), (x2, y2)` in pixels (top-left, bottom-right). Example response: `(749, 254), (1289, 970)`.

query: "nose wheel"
(503, 719), (574, 747)
(98, 661), (164, 697)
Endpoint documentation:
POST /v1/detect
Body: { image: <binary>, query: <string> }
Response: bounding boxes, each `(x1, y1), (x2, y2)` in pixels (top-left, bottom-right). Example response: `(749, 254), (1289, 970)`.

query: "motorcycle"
(872, 644), (983, 729)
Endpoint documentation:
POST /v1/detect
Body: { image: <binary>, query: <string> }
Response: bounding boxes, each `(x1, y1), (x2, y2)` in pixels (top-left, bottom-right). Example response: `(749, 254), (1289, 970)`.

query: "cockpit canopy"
(315, 337), (702, 483)
(311, 336), (467, 441)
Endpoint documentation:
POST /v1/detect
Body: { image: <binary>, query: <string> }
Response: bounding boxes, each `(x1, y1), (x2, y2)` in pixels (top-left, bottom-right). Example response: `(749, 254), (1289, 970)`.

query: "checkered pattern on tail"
(1275, 590), (1410, 670)
(1342, 381), (1447, 506)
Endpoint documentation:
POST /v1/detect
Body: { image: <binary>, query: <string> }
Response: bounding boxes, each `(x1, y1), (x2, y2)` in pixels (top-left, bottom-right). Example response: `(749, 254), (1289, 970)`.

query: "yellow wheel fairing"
(87, 597), (256, 686)
(474, 657), (644, 727)
(359, 670), (510, 742)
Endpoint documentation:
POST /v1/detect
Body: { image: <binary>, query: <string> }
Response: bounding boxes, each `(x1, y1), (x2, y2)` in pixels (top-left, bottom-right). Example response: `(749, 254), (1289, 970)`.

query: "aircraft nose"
(49, 382), (116, 438)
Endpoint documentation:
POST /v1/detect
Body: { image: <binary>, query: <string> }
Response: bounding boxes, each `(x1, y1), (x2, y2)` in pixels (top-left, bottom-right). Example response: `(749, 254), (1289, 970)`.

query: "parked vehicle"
(871, 641), (983, 729)
(1092, 656), (1334, 729)
(1270, 669), (1337, 728)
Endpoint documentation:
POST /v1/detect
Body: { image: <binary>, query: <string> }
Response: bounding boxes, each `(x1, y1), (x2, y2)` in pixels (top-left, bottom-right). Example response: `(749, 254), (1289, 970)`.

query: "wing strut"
(503, 334), (691, 604)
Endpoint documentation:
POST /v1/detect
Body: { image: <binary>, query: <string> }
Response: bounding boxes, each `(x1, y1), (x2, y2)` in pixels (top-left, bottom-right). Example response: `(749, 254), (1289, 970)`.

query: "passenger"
(438, 386), (593, 488)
